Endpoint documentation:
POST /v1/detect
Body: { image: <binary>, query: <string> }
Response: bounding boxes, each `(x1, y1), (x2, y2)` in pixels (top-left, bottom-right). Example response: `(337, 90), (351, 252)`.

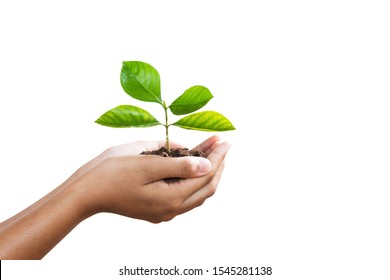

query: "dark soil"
(141, 147), (206, 183)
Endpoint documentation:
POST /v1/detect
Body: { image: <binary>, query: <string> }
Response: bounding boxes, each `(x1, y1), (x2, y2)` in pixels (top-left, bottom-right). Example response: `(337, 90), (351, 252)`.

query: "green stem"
(163, 101), (170, 152)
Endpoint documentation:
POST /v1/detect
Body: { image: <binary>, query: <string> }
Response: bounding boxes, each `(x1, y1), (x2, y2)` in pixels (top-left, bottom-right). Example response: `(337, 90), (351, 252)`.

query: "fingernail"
(195, 157), (212, 175)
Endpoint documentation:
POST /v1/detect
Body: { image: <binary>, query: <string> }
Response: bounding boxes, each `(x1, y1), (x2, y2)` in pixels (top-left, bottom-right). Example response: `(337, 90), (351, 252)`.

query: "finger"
(160, 136), (221, 155)
(206, 141), (231, 172)
(178, 162), (225, 215)
(169, 141), (231, 199)
(192, 135), (221, 156)
(139, 155), (212, 183)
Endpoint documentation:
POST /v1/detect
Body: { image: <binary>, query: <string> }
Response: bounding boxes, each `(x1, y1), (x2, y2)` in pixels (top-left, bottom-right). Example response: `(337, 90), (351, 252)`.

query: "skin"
(0, 135), (230, 260)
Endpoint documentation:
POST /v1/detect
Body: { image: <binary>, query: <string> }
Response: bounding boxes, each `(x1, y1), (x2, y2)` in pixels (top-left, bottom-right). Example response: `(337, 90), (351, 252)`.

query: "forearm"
(0, 179), (90, 259)
(0, 157), (101, 231)
(0, 184), (66, 231)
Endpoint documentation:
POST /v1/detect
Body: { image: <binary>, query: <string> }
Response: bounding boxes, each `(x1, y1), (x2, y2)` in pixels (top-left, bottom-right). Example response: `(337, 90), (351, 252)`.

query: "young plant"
(96, 61), (235, 152)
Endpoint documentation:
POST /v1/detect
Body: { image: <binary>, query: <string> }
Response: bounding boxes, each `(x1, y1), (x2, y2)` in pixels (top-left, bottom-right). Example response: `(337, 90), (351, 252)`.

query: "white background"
(1, 0), (389, 279)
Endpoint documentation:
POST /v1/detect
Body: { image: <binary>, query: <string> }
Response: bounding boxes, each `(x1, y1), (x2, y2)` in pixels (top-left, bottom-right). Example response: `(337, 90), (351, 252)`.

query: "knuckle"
(159, 197), (183, 222)
(160, 213), (175, 222)
(195, 199), (206, 208)
(181, 158), (196, 177)
(150, 218), (164, 224)
(207, 182), (218, 197)
(165, 197), (182, 213)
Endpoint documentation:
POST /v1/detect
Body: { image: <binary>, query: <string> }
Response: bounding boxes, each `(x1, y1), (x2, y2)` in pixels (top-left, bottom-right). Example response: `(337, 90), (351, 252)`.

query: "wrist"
(63, 177), (98, 222)
(66, 164), (109, 219)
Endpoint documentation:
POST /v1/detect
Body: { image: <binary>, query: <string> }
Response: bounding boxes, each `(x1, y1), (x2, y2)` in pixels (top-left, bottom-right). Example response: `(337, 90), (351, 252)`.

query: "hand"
(0, 135), (230, 259)
(76, 135), (231, 223)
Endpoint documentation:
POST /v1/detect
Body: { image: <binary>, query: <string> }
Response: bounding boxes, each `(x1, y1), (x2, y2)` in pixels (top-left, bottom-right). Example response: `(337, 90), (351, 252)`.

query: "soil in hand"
(141, 147), (206, 183)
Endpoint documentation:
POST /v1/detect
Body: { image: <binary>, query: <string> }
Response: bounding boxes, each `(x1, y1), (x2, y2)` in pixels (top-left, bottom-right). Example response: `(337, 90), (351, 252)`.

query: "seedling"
(96, 61), (235, 152)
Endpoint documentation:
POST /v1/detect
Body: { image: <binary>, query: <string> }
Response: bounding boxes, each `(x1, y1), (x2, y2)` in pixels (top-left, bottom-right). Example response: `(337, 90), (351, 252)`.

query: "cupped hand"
(75, 135), (231, 223)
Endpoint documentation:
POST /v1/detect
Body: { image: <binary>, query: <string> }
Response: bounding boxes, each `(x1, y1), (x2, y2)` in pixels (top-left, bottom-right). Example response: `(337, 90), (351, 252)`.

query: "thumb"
(177, 156), (212, 178)
(142, 156), (212, 182)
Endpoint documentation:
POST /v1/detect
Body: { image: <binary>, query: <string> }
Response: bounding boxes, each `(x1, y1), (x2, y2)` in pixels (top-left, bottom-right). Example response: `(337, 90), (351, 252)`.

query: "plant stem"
(163, 101), (170, 152)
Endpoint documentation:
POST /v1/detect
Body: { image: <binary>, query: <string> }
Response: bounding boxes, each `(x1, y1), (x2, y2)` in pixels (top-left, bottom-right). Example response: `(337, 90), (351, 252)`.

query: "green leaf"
(95, 105), (161, 128)
(120, 61), (162, 104)
(169, 86), (213, 115)
(172, 111), (235, 131)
